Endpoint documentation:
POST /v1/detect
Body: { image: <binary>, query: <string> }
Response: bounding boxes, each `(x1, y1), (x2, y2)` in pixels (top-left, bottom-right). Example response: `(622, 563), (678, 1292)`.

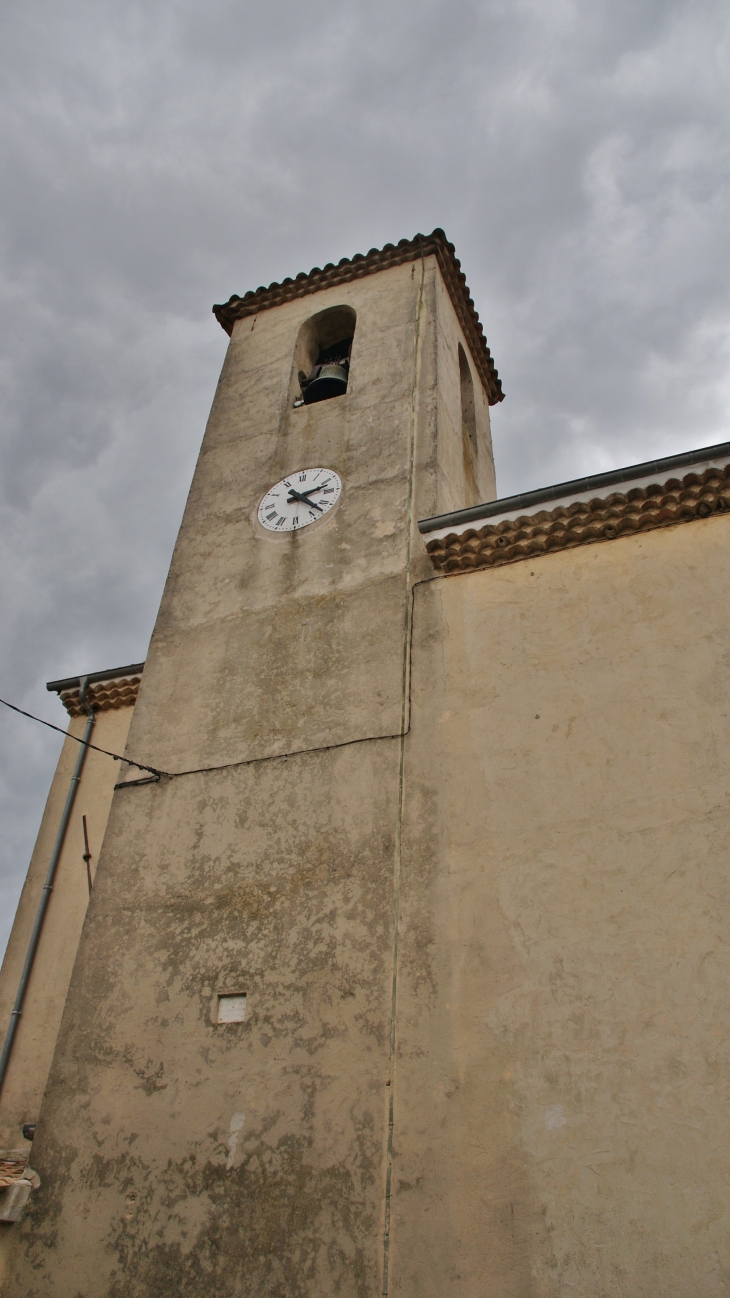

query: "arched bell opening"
(292, 305), (356, 407)
(459, 342), (480, 504)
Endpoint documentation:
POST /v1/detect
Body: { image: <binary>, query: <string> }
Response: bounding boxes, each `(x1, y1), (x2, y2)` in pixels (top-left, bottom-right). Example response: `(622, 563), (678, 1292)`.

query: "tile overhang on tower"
(212, 229), (504, 406)
(46, 662), (145, 718)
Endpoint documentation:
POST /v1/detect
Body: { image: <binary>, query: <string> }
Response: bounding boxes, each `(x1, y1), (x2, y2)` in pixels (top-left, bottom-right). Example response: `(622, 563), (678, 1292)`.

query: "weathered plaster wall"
(0, 706), (134, 1288)
(394, 514), (730, 1297)
(431, 268), (496, 512)
(124, 265), (416, 775)
(128, 261), (425, 776)
(6, 253), (496, 1296)
(9, 243), (729, 1297)
(10, 741), (400, 1297)
(120, 255), (494, 777)
(0, 706), (135, 1148)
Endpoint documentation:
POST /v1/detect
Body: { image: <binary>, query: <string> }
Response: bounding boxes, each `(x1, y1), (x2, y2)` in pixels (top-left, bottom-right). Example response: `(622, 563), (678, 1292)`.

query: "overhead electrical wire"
(0, 574), (454, 787)
(0, 691), (401, 781)
(0, 696), (167, 778)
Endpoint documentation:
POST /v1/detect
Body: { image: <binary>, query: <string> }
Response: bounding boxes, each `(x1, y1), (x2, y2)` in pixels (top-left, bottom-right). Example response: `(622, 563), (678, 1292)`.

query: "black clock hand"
(286, 489), (324, 511)
(291, 480), (330, 501)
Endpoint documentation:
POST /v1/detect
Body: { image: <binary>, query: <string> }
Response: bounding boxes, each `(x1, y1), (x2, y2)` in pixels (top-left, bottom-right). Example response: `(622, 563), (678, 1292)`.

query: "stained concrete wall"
(431, 267), (496, 511)
(121, 254), (490, 778)
(8, 249), (730, 1297)
(0, 706), (136, 1148)
(10, 742), (401, 1295)
(395, 514), (730, 1296)
(0, 705), (135, 1288)
(4, 253), (496, 1296)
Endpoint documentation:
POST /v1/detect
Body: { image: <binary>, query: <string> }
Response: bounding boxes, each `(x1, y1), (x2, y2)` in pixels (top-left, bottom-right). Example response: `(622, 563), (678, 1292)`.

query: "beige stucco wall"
(10, 257), (729, 1295)
(0, 704), (135, 1285)
(11, 741), (402, 1295)
(431, 267), (496, 511)
(5, 253), (494, 1296)
(394, 513), (730, 1296)
(120, 255), (491, 778)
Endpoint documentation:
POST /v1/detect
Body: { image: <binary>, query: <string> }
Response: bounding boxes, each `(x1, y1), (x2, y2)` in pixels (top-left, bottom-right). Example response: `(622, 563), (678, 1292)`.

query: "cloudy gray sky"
(1, 0), (729, 956)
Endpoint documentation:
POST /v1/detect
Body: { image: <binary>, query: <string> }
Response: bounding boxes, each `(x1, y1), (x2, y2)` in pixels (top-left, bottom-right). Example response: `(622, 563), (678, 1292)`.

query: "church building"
(1, 230), (729, 1296)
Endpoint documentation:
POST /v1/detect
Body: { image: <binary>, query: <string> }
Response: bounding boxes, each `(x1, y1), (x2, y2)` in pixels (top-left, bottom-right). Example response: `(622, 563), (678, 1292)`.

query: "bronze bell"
(302, 362), (348, 405)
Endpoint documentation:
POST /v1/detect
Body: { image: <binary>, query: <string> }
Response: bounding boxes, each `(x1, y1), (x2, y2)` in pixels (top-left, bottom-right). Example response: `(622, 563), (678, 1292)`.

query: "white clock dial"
(258, 467), (342, 532)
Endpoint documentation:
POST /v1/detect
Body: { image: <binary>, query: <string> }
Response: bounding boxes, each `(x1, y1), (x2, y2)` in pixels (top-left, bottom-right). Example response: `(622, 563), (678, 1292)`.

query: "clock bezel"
(254, 466), (343, 538)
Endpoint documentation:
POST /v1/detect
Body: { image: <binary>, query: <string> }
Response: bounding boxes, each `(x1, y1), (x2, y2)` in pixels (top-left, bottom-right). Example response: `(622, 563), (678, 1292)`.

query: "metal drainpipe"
(0, 677), (96, 1095)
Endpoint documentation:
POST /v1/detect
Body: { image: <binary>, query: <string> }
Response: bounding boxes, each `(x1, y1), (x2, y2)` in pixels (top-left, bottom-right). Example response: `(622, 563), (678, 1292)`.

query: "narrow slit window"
(459, 343), (477, 452)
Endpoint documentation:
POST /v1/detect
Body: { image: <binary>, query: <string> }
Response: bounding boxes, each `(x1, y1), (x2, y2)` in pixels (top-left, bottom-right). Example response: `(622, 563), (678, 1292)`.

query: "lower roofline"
(418, 440), (730, 536)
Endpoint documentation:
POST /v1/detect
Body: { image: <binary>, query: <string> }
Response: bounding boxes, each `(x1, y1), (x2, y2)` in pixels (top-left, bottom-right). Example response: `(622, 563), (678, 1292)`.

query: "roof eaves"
(418, 441), (730, 536)
(422, 457), (730, 576)
(46, 662), (146, 694)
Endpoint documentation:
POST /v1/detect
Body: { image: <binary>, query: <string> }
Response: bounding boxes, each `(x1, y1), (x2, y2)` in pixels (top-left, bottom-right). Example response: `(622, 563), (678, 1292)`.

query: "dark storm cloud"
(1, 0), (728, 951)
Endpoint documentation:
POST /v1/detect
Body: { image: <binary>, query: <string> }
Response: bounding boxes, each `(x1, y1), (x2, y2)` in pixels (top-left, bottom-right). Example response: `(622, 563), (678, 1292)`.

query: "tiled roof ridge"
(58, 673), (143, 719)
(425, 464), (730, 574)
(212, 229), (504, 406)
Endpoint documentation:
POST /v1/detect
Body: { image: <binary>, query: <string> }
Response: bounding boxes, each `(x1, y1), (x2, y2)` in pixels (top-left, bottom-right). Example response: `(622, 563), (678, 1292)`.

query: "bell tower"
(120, 231), (501, 776)
(7, 232), (502, 1298)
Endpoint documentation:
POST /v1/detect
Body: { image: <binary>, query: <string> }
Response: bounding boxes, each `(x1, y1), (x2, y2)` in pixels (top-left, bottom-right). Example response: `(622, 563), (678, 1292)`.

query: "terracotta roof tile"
(212, 229), (504, 406)
(0, 1152), (28, 1187)
(59, 673), (142, 718)
(425, 465), (730, 574)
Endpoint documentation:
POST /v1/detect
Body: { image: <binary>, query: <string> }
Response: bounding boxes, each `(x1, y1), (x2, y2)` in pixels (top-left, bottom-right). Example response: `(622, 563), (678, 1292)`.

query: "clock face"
(257, 467), (342, 532)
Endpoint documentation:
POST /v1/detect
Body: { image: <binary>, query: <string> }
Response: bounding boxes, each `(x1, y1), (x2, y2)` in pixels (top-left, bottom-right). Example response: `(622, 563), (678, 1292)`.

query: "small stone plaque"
(218, 994), (246, 1023)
